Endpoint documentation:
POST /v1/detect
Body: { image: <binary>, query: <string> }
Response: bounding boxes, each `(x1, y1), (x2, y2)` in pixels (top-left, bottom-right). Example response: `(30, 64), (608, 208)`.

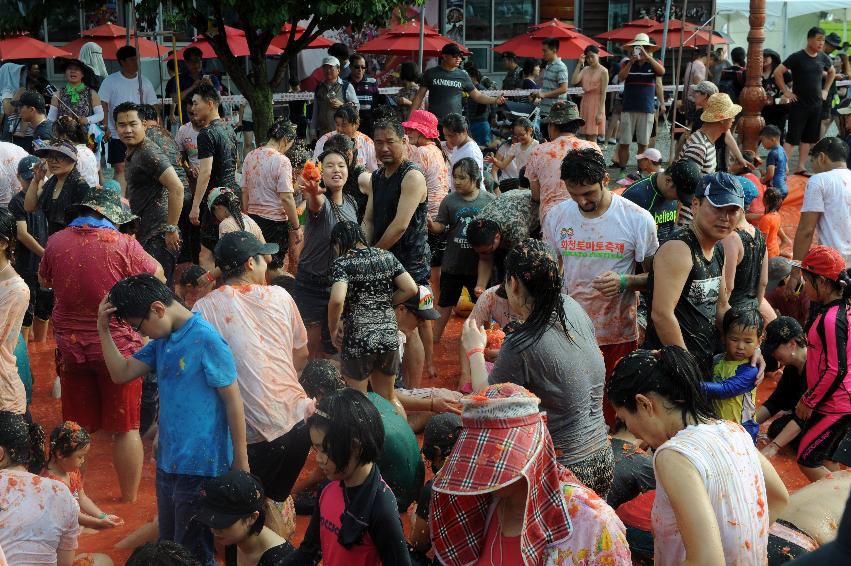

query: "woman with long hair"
(608, 346), (789, 564)
(292, 150), (358, 360)
(242, 119), (301, 274)
(328, 220), (417, 417)
(0, 209), (29, 415)
(461, 238), (613, 496)
(573, 45), (609, 142)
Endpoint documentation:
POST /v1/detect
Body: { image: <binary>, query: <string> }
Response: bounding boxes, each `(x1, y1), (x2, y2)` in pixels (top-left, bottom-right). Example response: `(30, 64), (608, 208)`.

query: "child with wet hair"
(174, 264), (210, 308)
(44, 421), (124, 529)
(299, 359), (345, 402)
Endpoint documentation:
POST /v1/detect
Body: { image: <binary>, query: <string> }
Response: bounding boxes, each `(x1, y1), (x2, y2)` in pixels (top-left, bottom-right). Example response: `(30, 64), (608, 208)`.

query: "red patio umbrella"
(648, 26), (727, 49)
(0, 34), (70, 60)
(495, 22), (609, 60)
(174, 26), (282, 59)
(358, 29), (469, 57)
(270, 24), (334, 50)
(377, 20), (441, 37)
(61, 23), (168, 59)
(530, 19), (576, 31)
(596, 17), (661, 42)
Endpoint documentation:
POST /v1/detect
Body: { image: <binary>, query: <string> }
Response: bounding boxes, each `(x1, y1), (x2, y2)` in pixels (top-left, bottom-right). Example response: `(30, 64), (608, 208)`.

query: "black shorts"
(107, 138), (127, 165)
(249, 214), (289, 269)
(292, 273), (330, 326)
(247, 422), (311, 502)
(242, 120), (254, 132)
(21, 272), (54, 327)
(797, 412), (851, 468)
(429, 232), (446, 268)
(786, 103), (822, 145)
(438, 272), (478, 308)
(341, 349), (401, 381)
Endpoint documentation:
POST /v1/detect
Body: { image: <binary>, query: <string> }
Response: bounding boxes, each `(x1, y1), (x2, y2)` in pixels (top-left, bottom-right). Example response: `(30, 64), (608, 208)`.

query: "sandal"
(794, 170), (811, 177)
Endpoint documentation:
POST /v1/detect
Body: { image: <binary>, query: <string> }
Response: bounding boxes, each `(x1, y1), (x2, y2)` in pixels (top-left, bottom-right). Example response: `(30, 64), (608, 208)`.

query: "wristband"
(98, 512), (108, 519)
(163, 224), (179, 234)
(619, 273), (628, 292)
(288, 223), (301, 232)
(206, 272), (215, 283)
(466, 347), (485, 360)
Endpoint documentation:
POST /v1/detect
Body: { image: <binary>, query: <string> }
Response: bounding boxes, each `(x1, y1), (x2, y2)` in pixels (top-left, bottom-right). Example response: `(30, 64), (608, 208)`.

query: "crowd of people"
(0, 24), (849, 566)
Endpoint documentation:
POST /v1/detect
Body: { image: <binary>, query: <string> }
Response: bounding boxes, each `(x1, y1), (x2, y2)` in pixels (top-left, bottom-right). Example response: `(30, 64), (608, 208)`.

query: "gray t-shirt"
(421, 66), (475, 122)
(489, 295), (609, 464)
(436, 190), (495, 275)
(298, 196), (358, 279)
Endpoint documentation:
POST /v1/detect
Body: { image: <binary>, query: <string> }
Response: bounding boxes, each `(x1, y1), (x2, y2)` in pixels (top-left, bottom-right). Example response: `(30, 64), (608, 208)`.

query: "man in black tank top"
(361, 118), (432, 387)
(644, 172), (763, 375)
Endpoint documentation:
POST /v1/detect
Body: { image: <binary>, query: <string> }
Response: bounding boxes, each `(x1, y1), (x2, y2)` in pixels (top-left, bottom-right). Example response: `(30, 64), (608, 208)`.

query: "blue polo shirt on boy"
(765, 146), (788, 196)
(133, 313), (237, 476)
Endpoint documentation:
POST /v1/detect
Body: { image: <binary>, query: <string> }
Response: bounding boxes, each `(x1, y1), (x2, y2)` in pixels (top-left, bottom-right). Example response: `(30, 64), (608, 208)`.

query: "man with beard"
(543, 148), (658, 427)
(361, 118), (431, 388)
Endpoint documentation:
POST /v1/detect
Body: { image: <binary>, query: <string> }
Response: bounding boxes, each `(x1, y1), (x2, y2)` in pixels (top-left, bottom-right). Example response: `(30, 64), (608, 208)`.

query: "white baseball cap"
(636, 148), (662, 163)
(322, 56), (340, 67)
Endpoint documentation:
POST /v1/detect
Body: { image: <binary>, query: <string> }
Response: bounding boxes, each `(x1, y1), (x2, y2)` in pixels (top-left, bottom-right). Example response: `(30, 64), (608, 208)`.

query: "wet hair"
(0, 411), (46, 474)
(372, 104), (397, 123)
(329, 42), (350, 62)
(210, 189), (245, 231)
(318, 149), (350, 168)
(299, 359), (345, 399)
(269, 273), (296, 292)
(584, 44), (599, 56)
(560, 147), (606, 187)
(731, 47), (746, 66)
(178, 265), (208, 287)
(334, 105), (359, 125)
(113, 101), (142, 123)
(763, 186), (784, 213)
(54, 115), (87, 145)
(307, 388), (384, 468)
(442, 113), (468, 134)
(193, 82), (221, 106)
(808, 26), (826, 39)
(330, 220), (369, 256)
(466, 218), (501, 248)
(267, 119), (297, 141)
(183, 46), (203, 61)
(542, 38), (560, 51)
(810, 137), (849, 163)
(324, 133), (354, 155)
(802, 267), (851, 301)
(399, 61), (421, 83)
(286, 140), (310, 172)
(666, 158), (702, 203)
(116, 45), (137, 64)
(759, 124), (781, 139)
(452, 157), (483, 188)
(109, 273), (175, 320)
(138, 104), (158, 122)
(522, 58), (538, 77)
(126, 541), (202, 566)
(607, 347), (717, 426)
(503, 239), (574, 351)
(0, 208), (17, 265)
(373, 118), (404, 140)
(722, 307), (764, 338)
(513, 117), (533, 132)
(49, 421), (91, 460)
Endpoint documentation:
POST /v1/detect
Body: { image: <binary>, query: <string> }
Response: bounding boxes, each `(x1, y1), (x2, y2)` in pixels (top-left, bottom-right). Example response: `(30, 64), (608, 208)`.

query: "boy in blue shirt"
(97, 274), (248, 566)
(760, 125), (788, 196)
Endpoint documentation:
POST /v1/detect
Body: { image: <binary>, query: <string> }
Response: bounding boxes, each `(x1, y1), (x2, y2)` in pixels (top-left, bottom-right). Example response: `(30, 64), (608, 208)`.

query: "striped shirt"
(540, 58), (569, 117)
(679, 130), (716, 174)
(623, 60), (659, 114)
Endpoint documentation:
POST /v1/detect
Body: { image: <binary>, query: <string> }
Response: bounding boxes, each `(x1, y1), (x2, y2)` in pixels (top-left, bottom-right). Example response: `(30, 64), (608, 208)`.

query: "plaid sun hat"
(430, 383), (572, 566)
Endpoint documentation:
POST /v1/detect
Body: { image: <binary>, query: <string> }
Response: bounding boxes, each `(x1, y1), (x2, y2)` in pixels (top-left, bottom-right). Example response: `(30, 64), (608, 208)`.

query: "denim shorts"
(155, 470), (216, 566)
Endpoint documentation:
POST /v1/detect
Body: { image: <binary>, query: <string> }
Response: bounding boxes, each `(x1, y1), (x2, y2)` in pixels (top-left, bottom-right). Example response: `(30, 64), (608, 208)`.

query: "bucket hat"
(67, 186), (138, 226)
(700, 92), (742, 122)
(402, 109), (440, 139)
(542, 100), (584, 125)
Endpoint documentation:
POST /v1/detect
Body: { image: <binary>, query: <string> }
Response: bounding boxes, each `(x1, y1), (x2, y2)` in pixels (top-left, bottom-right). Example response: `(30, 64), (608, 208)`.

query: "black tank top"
(730, 227), (766, 311)
(371, 160), (431, 280)
(644, 228), (725, 373)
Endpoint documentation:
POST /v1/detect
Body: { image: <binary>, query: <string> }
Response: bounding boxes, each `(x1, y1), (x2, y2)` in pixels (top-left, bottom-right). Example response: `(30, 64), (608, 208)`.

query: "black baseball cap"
(214, 231), (279, 272)
(699, 172), (745, 209)
(762, 316), (804, 371)
(422, 413), (462, 459)
(826, 32), (843, 48)
(441, 43), (463, 56)
(12, 91), (45, 113)
(195, 470), (264, 529)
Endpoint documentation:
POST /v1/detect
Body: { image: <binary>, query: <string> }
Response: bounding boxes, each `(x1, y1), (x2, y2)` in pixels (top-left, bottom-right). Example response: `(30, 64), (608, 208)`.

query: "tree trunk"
(245, 83), (275, 146)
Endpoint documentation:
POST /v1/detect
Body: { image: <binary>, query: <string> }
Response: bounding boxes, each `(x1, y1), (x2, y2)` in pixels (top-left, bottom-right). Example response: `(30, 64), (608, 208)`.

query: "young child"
(97, 273), (248, 564)
(757, 316), (807, 458)
(289, 388), (411, 564)
(428, 158), (496, 346)
(704, 307), (764, 441)
(795, 245), (851, 482)
(756, 187), (792, 259)
(208, 187), (266, 241)
(328, 220), (418, 419)
(44, 421), (123, 529)
(760, 125), (788, 197)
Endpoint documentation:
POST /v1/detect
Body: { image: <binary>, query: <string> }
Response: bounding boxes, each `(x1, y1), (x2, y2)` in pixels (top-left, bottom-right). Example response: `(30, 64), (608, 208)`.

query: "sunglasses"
(351, 65), (366, 69)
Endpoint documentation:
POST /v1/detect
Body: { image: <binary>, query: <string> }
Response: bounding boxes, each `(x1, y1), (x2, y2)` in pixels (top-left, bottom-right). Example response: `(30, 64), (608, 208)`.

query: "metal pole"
(661, 0), (674, 65)
(174, 36), (183, 125)
(418, 7), (426, 70)
(132, 7), (143, 103)
(668, 0), (689, 164)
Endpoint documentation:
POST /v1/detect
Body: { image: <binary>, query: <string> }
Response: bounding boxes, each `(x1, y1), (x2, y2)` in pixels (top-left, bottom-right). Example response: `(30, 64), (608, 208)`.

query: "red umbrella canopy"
(270, 24), (333, 50)
(0, 35), (70, 60)
(358, 32), (469, 57)
(495, 24), (609, 60)
(530, 19), (576, 31)
(175, 26), (282, 59)
(647, 27), (726, 49)
(378, 20), (441, 37)
(595, 17), (663, 42)
(62, 23), (167, 59)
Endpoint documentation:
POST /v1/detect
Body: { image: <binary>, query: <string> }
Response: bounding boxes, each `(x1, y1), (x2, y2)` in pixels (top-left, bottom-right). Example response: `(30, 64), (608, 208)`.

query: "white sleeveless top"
(652, 421), (768, 566)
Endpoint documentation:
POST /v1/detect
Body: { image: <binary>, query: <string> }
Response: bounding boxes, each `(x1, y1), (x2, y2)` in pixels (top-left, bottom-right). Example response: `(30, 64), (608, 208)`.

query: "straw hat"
(625, 33), (657, 48)
(700, 93), (742, 123)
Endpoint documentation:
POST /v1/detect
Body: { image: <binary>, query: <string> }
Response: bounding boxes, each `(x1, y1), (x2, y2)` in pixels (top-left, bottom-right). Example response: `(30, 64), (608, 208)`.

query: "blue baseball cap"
(699, 172), (744, 209)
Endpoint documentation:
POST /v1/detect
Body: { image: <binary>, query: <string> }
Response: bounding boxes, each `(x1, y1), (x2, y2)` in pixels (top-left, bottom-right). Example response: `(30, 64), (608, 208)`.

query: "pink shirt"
(524, 135), (599, 223)
(0, 470), (80, 565)
(0, 275), (28, 414)
(314, 131), (378, 172)
(408, 142), (449, 218)
(218, 214), (266, 241)
(193, 284), (310, 443)
(804, 303), (851, 413)
(318, 480), (382, 565)
(39, 227), (158, 363)
(242, 146), (294, 222)
(470, 285), (516, 328)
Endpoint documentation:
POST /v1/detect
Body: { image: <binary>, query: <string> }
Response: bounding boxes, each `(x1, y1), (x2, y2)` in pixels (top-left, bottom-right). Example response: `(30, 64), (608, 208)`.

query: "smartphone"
(633, 47), (642, 57)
